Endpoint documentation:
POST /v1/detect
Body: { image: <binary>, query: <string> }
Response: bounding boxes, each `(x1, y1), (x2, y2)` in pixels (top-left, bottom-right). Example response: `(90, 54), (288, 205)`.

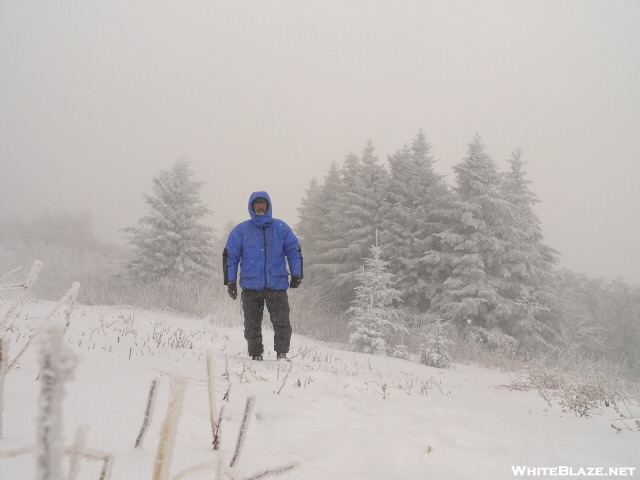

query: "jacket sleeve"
(283, 226), (303, 277)
(224, 226), (242, 284)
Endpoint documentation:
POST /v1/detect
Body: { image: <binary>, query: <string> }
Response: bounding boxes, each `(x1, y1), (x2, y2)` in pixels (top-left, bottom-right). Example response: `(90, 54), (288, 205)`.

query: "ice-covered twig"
(35, 321), (76, 480)
(68, 425), (90, 480)
(64, 445), (113, 480)
(230, 395), (256, 468)
(216, 452), (242, 480)
(0, 282), (28, 290)
(0, 444), (35, 458)
(1, 260), (42, 327)
(223, 354), (232, 401)
(170, 461), (215, 480)
(47, 282), (80, 323)
(135, 377), (159, 448)
(276, 370), (291, 395)
(0, 265), (22, 282)
(152, 373), (187, 480)
(5, 282), (80, 373)
(244, 460), (300, 480)
(98, 454), (114, 480)
(207, 350), (221, 449)
(0, 442), (113, 480)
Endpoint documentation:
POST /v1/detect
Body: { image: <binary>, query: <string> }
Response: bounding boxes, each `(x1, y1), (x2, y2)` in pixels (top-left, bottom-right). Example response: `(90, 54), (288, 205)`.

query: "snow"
(1, 301), (638, 480)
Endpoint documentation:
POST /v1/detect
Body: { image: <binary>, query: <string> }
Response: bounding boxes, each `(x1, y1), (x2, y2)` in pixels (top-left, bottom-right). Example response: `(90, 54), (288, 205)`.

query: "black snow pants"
(241, 288), (292, 357)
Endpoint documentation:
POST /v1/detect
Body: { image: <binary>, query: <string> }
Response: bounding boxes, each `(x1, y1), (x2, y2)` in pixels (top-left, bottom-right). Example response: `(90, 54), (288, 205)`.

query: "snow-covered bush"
(391, 344), (410, 360)
(517, 353), (638, 420)
(419, 318), (453, 369)
(348, 243), (406, 355)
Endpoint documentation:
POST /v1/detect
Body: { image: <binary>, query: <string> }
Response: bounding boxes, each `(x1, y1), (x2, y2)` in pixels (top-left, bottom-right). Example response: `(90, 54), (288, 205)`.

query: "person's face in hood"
(253, 197), (269, 215)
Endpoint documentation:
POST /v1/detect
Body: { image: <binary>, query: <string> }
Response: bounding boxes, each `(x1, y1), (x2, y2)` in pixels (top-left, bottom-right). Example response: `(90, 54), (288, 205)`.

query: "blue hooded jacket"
(224, 191), (303, 290)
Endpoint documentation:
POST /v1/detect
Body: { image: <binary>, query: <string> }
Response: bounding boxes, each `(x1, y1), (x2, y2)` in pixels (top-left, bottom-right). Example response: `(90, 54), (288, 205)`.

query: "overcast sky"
(1, 0), (639, 284)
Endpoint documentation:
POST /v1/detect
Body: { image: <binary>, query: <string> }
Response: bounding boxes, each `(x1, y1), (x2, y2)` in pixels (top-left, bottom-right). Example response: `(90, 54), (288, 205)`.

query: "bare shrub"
(523, 351), (638, 419)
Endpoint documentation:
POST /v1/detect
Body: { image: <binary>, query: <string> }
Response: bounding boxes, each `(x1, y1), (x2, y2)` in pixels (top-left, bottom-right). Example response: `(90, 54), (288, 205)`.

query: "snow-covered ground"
(1, 301), (638, 480)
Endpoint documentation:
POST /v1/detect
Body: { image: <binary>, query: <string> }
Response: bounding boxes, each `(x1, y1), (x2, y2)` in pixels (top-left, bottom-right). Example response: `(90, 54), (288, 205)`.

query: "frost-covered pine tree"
(348, 240), (406, 355)
(296, 176), (324, 272)
(435, 136), (558, 351)
(420, 317), (453, 369)
(434, 134), (513, 334)
(296, 163), (345, 300)
(499, 149), (558, 348)
(380, 130), (453, 313)
(309, 142), (389, 307)
(124, 158), (216, 281)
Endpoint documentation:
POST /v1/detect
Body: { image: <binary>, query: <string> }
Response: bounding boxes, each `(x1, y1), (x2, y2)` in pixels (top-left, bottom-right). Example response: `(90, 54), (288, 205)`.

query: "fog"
(1, 0), (639, 283)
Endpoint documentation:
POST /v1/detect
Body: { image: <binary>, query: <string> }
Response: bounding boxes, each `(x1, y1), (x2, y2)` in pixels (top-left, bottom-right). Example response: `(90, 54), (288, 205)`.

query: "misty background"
(1, 0), (639, 284)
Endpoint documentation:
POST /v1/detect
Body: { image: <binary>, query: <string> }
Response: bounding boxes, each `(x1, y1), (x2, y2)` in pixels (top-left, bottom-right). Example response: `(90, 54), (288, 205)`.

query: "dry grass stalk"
(151, 373), (187, 480)
(135, 377), (160, 448)
(207, 350), (220, 449)
(230, 395), (256, 468)
(170, 461), (215, 480)
(68, 425), (90, 480)
(245, 461), (300, 480)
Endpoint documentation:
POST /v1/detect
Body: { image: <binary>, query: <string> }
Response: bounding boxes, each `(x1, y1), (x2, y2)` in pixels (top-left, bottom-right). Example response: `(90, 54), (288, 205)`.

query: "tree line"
(295, 131), (639, 372)
(1, 134), (638, 374)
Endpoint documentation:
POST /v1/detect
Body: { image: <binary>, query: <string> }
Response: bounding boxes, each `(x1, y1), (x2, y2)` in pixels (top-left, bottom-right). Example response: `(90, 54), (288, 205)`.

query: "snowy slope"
(1, 302), (638, 480)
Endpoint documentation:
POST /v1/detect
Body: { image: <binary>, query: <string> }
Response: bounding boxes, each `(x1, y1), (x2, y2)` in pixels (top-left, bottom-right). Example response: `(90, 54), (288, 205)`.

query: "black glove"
(227, 281), (238, 300)
(289, 275), (302, 289)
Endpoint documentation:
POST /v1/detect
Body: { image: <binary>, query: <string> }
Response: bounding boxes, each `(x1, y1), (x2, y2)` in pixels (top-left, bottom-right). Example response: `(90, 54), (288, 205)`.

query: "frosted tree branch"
(35, 321), (76, 480)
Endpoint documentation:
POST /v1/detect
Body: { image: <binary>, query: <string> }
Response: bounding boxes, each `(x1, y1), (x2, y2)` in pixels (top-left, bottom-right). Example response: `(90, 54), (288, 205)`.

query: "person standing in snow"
(223, 191), (303, 361)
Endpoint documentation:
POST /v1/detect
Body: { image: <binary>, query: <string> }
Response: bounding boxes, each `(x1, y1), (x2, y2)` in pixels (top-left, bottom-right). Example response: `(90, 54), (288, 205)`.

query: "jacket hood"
(248, 191), (273, 227)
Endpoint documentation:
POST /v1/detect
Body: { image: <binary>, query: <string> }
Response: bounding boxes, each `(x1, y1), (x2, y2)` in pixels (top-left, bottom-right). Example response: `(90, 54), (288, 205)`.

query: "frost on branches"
(124, 158), (216, 282)
(348, 243), (406, 355)
(435, 135), (557, 351)
(36, 323), (77, 480)
(420, 318), (453, 369)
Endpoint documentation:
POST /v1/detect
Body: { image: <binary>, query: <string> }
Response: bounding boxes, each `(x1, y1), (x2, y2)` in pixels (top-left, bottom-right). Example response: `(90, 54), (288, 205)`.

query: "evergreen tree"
(380, 130), (453, 313)
(348, 240), (406, 355)
(436, 136), (560, 351)
(420, 318), (453, 369)
(303, 142), (389, 307)
(295, 176), (323, 266)
(297, 162), (348, 302)
(124, 158), (216, 281)
(434, 134), (513, 334)
(499, 149), (559, 348)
